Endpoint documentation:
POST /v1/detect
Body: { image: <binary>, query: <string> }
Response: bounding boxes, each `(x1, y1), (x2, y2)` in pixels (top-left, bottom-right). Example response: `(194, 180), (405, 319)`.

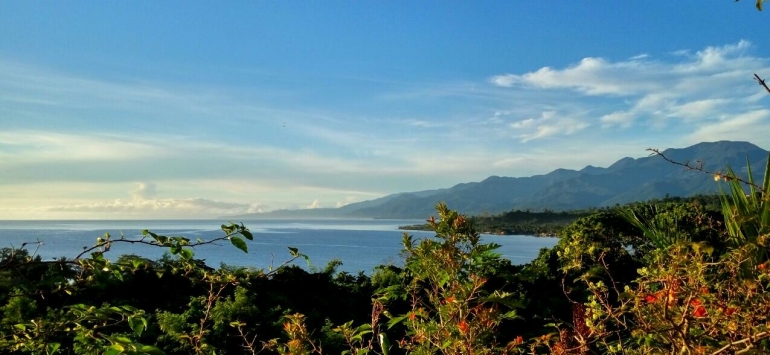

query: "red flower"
(645, 294), (658, 303)
(725, 307), (737, 316)
(514, 335), (524, 345)
(690, 299), (702, 307)
(458, 320), (469, 334)
(693, 306), (707, 318)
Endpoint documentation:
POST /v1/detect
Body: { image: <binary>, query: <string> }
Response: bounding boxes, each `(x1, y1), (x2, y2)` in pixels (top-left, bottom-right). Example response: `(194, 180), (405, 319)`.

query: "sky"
(2, 2), (770, 219)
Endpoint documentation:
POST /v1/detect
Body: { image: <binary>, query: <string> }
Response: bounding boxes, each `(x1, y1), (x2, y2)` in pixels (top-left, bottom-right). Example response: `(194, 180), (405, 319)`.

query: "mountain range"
(231, 141), (769, 219)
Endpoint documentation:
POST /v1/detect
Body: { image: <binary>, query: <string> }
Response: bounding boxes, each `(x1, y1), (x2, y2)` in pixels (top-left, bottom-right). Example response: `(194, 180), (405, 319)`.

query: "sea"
(0, 219), (558, 274)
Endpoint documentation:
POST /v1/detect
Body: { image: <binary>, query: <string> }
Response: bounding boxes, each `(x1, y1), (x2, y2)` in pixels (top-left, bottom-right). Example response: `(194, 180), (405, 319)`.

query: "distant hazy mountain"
(229, 141), (768, 219)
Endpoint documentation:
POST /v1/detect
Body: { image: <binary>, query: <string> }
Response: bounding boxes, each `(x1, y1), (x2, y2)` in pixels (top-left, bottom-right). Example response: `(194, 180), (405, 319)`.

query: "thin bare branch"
(647, 148), (766, 196)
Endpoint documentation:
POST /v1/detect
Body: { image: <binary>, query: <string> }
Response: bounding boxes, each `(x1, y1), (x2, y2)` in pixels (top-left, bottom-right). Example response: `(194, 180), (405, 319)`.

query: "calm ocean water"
(0, 219), (558, 274)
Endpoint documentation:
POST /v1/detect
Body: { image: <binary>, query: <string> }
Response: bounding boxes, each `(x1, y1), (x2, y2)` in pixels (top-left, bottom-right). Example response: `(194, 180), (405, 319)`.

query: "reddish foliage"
(693, 306), (707, 318)
(458, 320), (469, 334)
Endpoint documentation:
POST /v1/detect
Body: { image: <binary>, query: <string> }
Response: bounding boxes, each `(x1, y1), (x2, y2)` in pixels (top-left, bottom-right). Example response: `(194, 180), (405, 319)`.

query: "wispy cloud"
(27, 182), (265, 219)
(306, 199), (322, 209)
(685, 109), (770, 144)
(490, 41), (758, 97)
(489, 40), (770, 141)
(0, 130), (162, 163)
(508, 111), (590, 142)
(41, 198), (252, 217)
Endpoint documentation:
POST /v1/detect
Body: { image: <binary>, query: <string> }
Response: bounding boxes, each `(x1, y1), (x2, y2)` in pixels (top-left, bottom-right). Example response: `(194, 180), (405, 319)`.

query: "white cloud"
(490, 57), (660, 95)
(508, 111), (590, 142)
(247, 203), (267, 213)
(489, 40), (770, 141)
(685, 109), (770, 143)
(510, 118), (536, 129)
(0, 131), (162, 163)
(38, 196), (253, 216)
(490, 41), (759, 100)
(601, 111), (636, 128)
(307, 199), (322, 209)
(674, 40), (753, 74)
(668, 99), (730, 121)
(131, 182), (158, 200)
(34, 182), (264, 218)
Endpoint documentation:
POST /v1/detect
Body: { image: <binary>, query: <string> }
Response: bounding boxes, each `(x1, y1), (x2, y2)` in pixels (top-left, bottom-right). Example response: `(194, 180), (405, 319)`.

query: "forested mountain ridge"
(232, 141), (768, 219)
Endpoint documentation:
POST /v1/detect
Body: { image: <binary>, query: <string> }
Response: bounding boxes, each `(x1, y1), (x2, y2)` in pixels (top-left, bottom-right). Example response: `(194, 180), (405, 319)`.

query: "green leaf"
(113, 336), (132, 344)
(46, 342), (61, 354)
(179, 248), (193, 260)
(139, 345), (167, 355)
(221, 223), (236, 234)
(230, 237), (248, 253)
(288, 247), (299, 257)
(129, 317), (145, 336)
(386, 314), (409, 329)
(241, 229), (254, 241)
(105, 345), (123, 355)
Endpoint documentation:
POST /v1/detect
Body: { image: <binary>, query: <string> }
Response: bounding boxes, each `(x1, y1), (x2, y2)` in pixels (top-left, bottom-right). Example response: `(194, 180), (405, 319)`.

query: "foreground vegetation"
(0, 152), (769, 354)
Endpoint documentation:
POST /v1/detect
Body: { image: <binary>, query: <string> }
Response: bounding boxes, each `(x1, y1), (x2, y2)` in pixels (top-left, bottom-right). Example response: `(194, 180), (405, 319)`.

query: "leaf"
(288, 247), (299, 257)
(139, 345), (167, 355)
(386, 314), (409, 329)
(113, 336), (133, 344)
(129, 317), (145, 337)
(758, 0), (765, 11)
(46, 342), (61, 354)
(221, 223), (236, 234)
(179, 248), (194, 260)
(230, 237), (248, 253)
(241, 228), (254, 241)
(105, 345), (123, 355)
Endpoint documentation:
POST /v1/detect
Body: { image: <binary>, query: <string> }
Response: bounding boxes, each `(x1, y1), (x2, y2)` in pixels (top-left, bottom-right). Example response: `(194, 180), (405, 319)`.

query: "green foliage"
(381, 203), (521, 354)
(0, 222), (264, 354)
(719, 153), (770, 264)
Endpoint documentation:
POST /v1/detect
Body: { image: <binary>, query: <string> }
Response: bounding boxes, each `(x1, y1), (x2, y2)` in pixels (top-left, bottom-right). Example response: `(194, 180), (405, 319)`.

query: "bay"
(0, 219), (558, 274)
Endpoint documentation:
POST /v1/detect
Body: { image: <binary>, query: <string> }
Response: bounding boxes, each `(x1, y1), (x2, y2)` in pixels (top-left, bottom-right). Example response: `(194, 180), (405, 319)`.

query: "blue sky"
(2, 2), (770, 219)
